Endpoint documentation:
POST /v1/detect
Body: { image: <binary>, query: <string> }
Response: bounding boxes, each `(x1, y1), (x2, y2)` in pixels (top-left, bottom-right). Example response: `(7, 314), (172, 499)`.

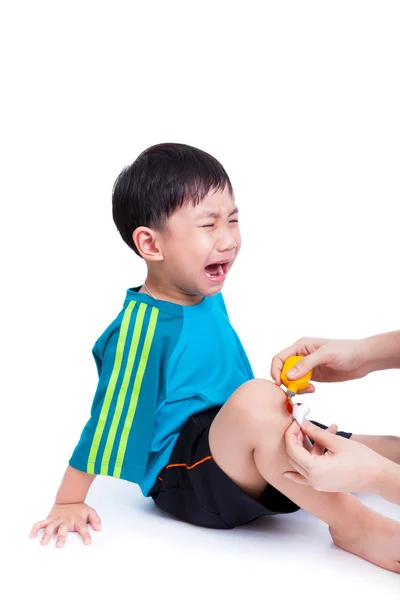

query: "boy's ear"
(133, 227), (164, 261)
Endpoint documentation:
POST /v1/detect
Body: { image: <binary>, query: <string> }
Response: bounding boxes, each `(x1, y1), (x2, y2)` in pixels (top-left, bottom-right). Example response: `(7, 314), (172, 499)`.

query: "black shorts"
(150, 406), (352, 530)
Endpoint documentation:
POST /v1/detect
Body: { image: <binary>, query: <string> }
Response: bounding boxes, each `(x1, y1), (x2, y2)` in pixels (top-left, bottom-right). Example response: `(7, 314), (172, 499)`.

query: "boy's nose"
(216, 230), (238, 253)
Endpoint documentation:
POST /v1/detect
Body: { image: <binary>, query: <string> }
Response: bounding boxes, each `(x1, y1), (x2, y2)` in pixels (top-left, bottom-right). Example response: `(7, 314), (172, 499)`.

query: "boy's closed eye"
(201, 219), (239, 228)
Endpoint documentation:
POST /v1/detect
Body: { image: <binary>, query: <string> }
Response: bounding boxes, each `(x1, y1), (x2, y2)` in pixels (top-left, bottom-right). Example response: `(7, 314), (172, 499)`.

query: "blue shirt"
(69, 287), (254, 496)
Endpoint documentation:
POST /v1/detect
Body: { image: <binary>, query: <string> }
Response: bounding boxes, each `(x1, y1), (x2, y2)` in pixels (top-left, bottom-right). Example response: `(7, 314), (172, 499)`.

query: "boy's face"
(159, 186), (241, 298)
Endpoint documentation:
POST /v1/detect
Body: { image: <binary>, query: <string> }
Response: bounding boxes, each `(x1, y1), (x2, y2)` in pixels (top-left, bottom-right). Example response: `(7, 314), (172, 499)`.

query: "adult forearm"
(363, 331), (400, 373)
(55, 465), (96, 504)
(374, 459), (400, 506)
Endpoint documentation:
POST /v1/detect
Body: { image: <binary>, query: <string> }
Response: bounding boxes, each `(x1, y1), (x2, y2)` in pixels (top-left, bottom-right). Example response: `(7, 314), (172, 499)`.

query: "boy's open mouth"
(204, 261), (230, 280)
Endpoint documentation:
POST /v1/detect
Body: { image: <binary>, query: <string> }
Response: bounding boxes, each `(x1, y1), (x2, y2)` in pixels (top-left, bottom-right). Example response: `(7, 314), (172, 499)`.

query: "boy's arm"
(31, 300), (163, 548)
(69, 301), (161, 483)
(55, 465), (96, 504)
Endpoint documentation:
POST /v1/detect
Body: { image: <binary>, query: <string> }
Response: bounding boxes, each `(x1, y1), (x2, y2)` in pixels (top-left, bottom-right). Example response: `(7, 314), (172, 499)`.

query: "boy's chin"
(200, 281), (225, 297)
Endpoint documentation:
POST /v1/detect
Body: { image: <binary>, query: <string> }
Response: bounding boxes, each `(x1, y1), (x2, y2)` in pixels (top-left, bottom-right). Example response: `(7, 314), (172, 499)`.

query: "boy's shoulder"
(93, 288), (230, 355)
(92, 286), (188, 359)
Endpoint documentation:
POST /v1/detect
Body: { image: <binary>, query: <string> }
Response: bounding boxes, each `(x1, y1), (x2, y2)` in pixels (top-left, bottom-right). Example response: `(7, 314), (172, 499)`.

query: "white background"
(2, 1), (400, 597)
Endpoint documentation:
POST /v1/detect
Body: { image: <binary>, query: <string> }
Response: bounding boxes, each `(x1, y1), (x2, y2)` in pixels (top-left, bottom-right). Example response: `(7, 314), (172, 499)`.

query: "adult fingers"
(286, 348), (329, 380)
(271, 343), (300, 384)
(287, 457), (309, 478)
(285, 421), (314, 472)
(286, 420), (304, 444)
(303, 434), (314, 453)
(283, 471), (310, 485)
(297, 384), (316, 394)
(310, 424), (338, 456)
(301, 420), (341, 451)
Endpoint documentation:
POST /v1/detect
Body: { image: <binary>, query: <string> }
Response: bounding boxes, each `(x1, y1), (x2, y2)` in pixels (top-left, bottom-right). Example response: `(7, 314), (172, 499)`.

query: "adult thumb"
(286, 349), (326, 379)
(300, 420), (340, 450)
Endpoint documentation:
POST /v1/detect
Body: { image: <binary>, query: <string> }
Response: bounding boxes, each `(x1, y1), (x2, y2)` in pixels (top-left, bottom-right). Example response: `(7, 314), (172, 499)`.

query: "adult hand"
(271, 337), (370, 393)
(284, 420), (386, 493)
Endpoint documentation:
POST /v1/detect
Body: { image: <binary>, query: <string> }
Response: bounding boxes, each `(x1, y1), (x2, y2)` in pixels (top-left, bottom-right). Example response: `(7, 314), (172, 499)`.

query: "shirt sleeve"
(69, 300), (161, 484)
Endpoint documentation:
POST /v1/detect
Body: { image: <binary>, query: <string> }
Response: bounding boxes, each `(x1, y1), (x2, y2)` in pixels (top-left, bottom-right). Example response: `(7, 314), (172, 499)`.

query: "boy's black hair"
(112, 142), (233, 256)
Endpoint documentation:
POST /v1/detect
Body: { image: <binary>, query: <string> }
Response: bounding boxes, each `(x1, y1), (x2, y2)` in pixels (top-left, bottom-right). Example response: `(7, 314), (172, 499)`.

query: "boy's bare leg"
(351, 434), (400, 465)
(209, 379), (400, 573)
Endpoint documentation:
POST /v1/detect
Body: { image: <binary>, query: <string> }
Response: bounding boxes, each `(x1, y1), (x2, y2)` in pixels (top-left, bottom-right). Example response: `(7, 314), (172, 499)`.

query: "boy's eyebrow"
(196, 206), (239, 220)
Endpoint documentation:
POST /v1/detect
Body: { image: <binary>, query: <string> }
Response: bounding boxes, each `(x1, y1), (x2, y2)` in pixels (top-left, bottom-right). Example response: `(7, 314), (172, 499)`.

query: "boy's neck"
(140, 277), (205, 307)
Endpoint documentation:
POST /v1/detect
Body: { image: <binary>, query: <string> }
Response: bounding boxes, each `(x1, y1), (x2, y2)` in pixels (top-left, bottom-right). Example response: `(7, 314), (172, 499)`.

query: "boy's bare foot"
(330, 507), (400, 573)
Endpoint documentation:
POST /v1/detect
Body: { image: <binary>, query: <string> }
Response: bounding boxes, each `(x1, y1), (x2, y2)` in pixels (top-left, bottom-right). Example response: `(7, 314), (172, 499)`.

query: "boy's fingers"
(56, 523), (69, 548)
(76, 519), (92, 545)
(310, 424), (338, 456)
(30, 518), (52, 538)
(40, 522), (57, 545)
(283, 471), (310, 485)
(301, 420), (341, 450)
(88, 509), (102, 531)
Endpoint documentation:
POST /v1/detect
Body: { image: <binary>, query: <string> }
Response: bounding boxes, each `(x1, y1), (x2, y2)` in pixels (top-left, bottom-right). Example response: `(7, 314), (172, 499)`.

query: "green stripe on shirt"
(100, 302), (147, 475)
(86, 301), (136, 473)
(113, 306), (159, 478)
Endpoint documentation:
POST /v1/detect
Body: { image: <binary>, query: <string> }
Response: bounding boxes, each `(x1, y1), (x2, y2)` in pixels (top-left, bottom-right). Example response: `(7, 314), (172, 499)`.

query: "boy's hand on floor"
(30, 502), (102, 548)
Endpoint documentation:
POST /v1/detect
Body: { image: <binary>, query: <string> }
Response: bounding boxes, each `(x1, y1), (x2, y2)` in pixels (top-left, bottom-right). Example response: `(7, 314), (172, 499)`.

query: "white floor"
(11, 476), (399, 600)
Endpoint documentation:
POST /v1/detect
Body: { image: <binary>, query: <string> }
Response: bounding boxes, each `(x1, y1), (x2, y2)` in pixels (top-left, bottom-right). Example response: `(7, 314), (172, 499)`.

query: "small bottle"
(281, 355), (313, 400)
(281, 356), (313, 424)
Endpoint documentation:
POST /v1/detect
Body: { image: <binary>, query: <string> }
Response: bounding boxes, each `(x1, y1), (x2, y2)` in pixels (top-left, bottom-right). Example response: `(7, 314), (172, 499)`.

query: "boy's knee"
(229, 378), (289, 431)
